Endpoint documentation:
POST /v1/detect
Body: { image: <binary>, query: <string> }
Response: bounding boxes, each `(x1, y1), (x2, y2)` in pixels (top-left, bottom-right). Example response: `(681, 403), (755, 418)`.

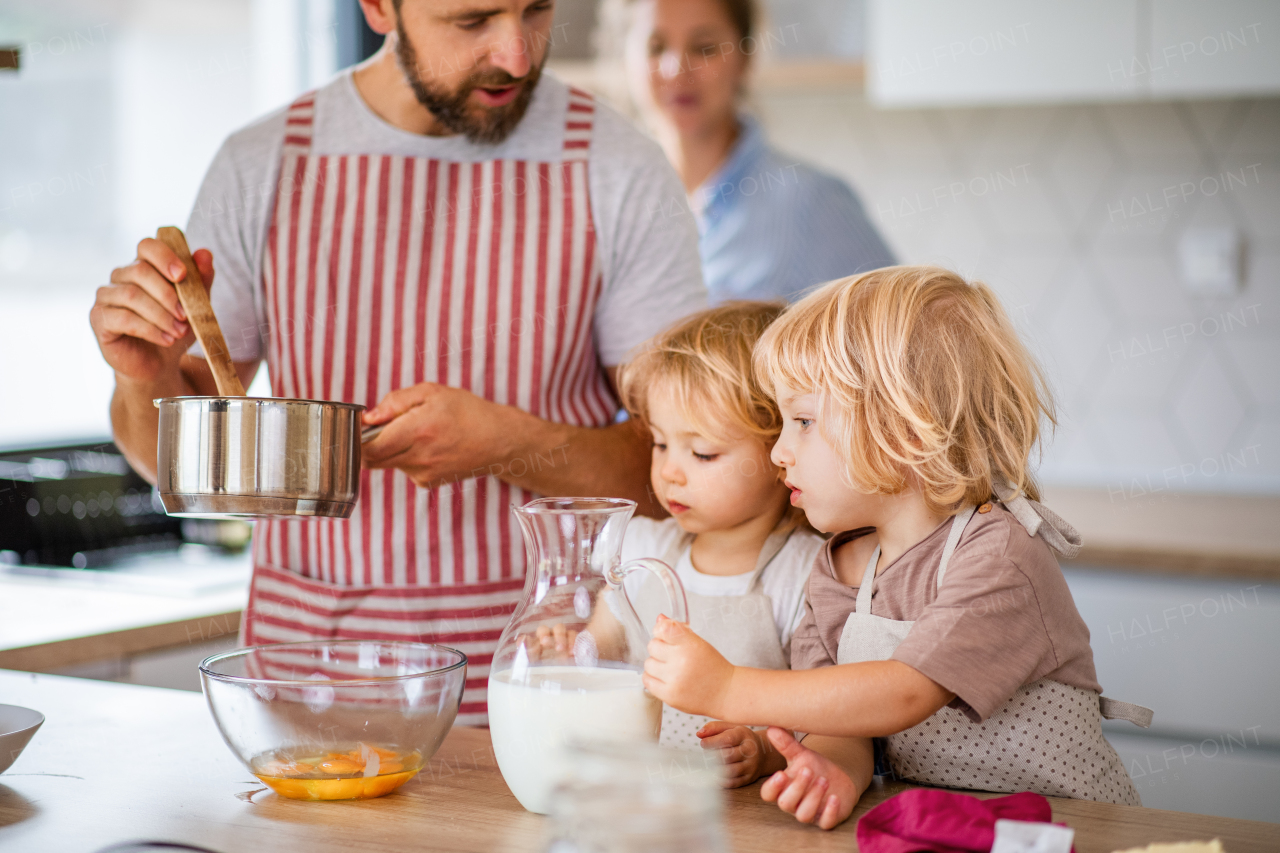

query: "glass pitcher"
(488, 497), (689, 814)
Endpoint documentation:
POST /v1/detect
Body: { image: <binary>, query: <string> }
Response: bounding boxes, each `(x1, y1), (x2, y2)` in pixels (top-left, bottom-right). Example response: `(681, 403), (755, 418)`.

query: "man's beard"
(394, 22), (544, 145)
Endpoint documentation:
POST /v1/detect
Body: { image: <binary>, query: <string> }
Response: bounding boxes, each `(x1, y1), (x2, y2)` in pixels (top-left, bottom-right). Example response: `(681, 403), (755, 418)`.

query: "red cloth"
(856, 789), (1066, 853)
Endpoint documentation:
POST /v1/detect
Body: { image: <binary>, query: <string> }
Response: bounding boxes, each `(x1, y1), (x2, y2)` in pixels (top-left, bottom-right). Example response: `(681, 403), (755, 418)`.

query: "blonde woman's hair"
(754, 266), (1055, 514)
(620, 301), (785, 445)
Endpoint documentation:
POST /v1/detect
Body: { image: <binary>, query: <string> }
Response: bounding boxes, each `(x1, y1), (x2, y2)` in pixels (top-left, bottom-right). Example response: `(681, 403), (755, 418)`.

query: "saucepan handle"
(360, 424), (385, 443)
(606, 557), (689, 642)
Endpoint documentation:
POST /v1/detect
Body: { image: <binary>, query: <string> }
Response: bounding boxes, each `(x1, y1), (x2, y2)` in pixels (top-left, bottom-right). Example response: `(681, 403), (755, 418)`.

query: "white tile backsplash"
(1102, 103), (1210, 172)
(1227, 338), (1280, 412)
(1229, 166), (1280, 239)
(1093, 246), (1193, 324)
(758, 91), (1280, 493)
(1171, 348), (1252, 458)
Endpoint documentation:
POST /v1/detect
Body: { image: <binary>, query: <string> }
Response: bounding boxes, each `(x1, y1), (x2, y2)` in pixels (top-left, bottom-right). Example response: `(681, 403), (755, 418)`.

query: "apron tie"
(1100, 696), (1154, 728)
(992, 476), (1083, 559)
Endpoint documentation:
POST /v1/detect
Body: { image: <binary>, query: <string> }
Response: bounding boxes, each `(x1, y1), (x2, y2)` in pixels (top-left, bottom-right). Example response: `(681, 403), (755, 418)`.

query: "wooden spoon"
(154, 226), (245, 397)
(152, 226), (386, 443)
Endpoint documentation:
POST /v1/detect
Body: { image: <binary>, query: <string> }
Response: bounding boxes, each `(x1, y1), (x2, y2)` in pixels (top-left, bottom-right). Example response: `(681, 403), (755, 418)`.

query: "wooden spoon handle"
(155, 226), (245, 397)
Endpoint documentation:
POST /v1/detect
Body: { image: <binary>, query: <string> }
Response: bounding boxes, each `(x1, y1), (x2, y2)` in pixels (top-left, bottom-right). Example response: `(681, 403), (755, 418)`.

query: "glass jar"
(543, 739), (728, 853)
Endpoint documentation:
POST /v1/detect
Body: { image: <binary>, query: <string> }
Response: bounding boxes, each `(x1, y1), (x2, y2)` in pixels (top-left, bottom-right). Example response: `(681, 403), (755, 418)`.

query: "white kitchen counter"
(0, 545), (250, 674)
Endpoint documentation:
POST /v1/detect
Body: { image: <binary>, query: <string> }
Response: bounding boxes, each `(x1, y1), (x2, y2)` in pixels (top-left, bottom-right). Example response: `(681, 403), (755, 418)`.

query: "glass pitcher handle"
(606, 557), (689, 641)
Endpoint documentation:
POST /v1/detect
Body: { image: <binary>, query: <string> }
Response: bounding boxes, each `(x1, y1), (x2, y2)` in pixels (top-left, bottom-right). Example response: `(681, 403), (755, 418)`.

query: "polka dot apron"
(835, 484), (1151, 805)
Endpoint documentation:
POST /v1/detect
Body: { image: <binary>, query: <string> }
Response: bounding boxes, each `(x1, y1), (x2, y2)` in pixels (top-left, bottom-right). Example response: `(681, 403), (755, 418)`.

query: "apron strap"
(282, 91), (318, 154)
(849, 502), (988, 607)
(660, 531), (693, 570)
(854, 545), (880, 615)
(658, 521), (796, 589)
(562, 86), (595, 161)
(936, 505), (978, 590)
(855, 506), (976, 612)
(746, 525), (796, 592)
(1100, 696), (1154, 728)
(992, 475), (1083, 559)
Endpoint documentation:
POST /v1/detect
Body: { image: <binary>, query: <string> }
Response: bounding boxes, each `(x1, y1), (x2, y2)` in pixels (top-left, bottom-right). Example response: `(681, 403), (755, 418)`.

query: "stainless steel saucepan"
(152, 227), (383, 518)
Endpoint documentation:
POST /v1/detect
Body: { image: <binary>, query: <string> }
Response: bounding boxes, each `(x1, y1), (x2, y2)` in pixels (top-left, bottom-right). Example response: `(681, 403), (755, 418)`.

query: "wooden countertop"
(1044, 488), (1280, 580)
(1, 671), (1275, 853)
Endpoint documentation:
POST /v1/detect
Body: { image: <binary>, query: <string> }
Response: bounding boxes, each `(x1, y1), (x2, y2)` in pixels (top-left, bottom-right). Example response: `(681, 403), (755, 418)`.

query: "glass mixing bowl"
(200, 640), (466, 801)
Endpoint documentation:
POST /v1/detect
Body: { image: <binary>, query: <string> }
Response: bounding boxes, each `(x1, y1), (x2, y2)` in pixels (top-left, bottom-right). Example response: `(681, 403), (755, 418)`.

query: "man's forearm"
(495, 412), (660, 515)
(110, 372), (193, 484)
(720, 662), (954, 738)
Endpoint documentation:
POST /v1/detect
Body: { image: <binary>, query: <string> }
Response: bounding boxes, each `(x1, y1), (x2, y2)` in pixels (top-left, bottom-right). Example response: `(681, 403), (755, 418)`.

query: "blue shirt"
(693, 116), (896, 304)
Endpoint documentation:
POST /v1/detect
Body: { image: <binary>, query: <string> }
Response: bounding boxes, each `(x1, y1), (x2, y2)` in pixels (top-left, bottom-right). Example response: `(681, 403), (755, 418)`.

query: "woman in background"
(615, 0), (896, 303)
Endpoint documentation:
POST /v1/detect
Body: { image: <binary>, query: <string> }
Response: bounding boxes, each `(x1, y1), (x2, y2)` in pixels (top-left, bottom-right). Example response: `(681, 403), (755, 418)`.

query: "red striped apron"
(242, 85), (616, 725)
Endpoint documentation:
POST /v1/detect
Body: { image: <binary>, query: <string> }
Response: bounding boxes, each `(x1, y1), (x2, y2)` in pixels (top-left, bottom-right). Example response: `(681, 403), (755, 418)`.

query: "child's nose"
(660, 459), (685, 484)
(770, 440), (792, 468)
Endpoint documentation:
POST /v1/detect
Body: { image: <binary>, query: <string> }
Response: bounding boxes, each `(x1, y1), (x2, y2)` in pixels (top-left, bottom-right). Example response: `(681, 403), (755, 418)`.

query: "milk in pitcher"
(487, 665), (661, 814)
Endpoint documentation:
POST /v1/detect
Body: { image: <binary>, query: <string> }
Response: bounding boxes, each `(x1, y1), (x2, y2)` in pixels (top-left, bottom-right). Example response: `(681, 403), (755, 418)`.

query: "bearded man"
(88, 0), (705, 724)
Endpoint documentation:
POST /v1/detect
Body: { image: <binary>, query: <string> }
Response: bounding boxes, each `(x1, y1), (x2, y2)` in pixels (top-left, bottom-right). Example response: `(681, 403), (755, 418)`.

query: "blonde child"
(532, 302), (847, 787)
(643, 267), (1148, 829)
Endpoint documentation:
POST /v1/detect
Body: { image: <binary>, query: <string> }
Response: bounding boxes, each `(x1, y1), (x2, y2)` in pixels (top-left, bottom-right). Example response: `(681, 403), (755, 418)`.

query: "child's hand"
(759, 727), (858, 831)
(519, 623), (581, 662)
(697, 722), (778, 788)
(642, 615), (734, 718)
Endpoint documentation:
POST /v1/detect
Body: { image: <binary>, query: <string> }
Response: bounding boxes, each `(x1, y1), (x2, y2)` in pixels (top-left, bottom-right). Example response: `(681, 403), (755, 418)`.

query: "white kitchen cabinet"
(1064, 568), (1280, 746)
(1148, 0), (1280, 97)
(1064, 567), (1280, 823)
(868, 0), (1280, 106)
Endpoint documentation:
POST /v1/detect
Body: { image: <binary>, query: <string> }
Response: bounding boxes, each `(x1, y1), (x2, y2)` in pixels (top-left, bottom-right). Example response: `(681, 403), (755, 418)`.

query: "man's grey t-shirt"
(186, 69), (706, 368)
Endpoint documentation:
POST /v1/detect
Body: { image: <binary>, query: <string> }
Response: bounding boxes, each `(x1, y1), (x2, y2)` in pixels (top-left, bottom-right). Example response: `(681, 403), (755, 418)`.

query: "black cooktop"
(0, 439), (183, 568)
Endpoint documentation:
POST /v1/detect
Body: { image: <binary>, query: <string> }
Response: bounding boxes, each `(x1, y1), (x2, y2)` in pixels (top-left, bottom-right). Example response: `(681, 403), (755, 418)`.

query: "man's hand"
(357, 369), (658, 512)
(93, 237), (249, 482)
(91, 237), (210, 384)
(362, 382), (526, 487)
(642, 615), (734, 718)
(697, 721), (783, 788)
(759, 728), (861, 831)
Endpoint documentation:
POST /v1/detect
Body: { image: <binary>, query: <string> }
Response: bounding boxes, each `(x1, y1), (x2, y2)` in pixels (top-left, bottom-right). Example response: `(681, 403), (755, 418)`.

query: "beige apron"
(836, 485), (1150, 805)
(632, 526), (794, 750)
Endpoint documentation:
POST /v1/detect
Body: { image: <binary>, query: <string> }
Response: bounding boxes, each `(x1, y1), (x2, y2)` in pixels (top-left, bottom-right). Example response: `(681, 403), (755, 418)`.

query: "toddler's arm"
(644, 615), (954, 737)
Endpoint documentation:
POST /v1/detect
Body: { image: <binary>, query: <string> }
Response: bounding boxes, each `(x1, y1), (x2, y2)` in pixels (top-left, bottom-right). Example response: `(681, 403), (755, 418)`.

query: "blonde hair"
(754, 266), (1055, 514)
(620, 301), (785, 445)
